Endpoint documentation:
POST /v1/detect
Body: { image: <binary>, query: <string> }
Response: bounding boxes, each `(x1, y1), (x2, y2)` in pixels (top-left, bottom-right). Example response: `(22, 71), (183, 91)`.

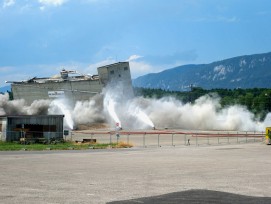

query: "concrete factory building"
(0, 115), (64, 142)
(8, 62), (133, 105)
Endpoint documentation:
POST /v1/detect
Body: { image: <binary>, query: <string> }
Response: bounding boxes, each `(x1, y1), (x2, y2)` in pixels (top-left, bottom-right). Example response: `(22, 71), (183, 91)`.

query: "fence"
(1, 130), (265, 147)
(69, 130), (266, 147)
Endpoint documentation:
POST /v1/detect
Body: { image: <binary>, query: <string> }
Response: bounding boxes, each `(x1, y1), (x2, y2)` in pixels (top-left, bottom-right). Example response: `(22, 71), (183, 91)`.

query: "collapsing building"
(7, 62), (134, 105)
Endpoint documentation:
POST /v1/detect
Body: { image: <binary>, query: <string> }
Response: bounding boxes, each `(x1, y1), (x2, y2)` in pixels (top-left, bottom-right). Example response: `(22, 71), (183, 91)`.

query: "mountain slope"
(0, 85), (11, 93)
(133, 52), (271, 91)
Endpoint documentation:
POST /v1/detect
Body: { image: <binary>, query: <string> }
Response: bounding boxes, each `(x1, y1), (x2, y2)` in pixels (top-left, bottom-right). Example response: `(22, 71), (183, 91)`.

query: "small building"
(0, 115), (64, 142)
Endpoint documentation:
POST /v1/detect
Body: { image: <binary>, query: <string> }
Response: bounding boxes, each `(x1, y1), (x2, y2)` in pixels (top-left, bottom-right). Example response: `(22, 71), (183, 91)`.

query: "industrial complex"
(7, 62), (134, 105)
(0, 62), (134, 142)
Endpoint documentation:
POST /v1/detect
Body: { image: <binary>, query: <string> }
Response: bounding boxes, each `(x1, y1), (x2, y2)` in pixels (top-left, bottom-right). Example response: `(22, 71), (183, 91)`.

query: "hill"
(133, 52), (271, 91)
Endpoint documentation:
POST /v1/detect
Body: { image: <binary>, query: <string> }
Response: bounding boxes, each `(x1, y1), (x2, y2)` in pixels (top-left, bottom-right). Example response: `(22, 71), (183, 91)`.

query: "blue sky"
(0, 0), (271, 87)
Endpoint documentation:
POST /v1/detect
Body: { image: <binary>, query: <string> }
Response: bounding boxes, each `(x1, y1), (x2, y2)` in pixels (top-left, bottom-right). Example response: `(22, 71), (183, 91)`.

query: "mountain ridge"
(133, 52), (271, 91)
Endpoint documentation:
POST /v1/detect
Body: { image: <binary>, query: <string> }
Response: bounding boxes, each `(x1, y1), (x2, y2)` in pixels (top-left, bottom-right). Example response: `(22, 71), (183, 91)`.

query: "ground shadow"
(107, 189), (271, 204)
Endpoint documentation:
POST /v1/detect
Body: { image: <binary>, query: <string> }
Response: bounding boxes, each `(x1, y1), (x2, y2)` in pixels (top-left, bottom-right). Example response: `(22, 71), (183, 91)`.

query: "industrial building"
(0, 115), (64, 142)
(8, 62), (133, 105)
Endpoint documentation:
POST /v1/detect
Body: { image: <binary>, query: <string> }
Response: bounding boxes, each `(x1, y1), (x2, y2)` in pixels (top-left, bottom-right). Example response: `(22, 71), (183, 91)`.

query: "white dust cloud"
(72, 94), (104, 125)
(0, 93), (50, 115)
(48, 99), (74, 129)
(139, 95), (266, 131)
(1, 89), (271, 131)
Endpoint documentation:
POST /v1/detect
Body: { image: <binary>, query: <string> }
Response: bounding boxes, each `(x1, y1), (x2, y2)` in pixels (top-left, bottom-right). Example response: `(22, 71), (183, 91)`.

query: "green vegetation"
(0, 141), (132, 151)
(134, 87), (271, 119)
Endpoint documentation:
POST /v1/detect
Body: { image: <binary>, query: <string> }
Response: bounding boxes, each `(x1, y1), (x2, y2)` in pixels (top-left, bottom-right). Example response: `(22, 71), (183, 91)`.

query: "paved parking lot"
(0, 141), (271, 203)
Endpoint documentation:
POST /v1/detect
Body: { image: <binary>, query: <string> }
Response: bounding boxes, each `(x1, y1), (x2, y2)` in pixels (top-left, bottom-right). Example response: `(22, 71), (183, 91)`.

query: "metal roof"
(0, 115), (64, 118)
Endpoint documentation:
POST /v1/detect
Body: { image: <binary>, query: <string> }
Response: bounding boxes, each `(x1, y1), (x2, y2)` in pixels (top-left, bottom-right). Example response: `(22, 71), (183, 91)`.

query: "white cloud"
(2, 0), (15, 8)
(221, 16), (239, 23)
(122, 54), (169, 78)
(129, 61), (155, 78)
(0, 66), (14, 72)
(84, 58), (117, 75)
(39, 0), (67, 10)
(193, 15), (239, 23)
(126, 55), (156, 78)
(126, 55), (143, 62)
(39, 0), (67, 6)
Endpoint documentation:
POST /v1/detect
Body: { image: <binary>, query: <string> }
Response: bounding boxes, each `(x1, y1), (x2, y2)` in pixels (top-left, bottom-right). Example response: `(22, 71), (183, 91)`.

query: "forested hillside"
(134, 87), (271, 119)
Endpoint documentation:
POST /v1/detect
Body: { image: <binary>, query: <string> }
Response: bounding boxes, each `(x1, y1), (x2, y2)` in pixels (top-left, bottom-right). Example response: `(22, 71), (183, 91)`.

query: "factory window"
(119, 74), (121, 77)
(124, 67), (128, 71)
(110, 70), (114, 75)
(43, 125), (57, 132)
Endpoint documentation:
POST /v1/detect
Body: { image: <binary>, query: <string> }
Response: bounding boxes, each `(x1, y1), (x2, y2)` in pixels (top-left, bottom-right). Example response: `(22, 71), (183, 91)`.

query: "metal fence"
(68, 130), (266, 147)
(0, 130), (265, 147)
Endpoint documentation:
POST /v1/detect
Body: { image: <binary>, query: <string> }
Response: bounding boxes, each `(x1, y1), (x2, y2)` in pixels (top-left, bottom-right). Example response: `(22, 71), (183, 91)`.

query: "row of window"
(110, 67), (128, 75)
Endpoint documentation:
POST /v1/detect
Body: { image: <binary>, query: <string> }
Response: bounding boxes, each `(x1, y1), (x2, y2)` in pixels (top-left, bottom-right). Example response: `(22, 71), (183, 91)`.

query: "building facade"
(0, 115), (64, 142)
(10, 62), (134, 105)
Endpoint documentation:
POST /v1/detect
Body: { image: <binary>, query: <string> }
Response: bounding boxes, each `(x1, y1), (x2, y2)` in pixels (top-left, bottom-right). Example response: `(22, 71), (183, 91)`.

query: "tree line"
(134, 87), (271, 119)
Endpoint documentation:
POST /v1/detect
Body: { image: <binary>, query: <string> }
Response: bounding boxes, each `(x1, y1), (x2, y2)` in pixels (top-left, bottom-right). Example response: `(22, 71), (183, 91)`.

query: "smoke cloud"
(138, 95), (266, 131)
(0, 93), (50, 115)
(72, 94), (105, 125)
(1, 89), (271, 131)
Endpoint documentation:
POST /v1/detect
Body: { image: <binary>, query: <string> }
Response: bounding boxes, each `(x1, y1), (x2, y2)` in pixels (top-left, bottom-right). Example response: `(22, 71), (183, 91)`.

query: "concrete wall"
(12, 80), (103, 105)
(98, 62), (134, 98)
(11, 62), (134, 105)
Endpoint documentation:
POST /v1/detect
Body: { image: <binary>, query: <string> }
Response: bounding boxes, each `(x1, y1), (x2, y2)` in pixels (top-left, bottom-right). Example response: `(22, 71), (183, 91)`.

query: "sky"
(0, 0), (271, 87)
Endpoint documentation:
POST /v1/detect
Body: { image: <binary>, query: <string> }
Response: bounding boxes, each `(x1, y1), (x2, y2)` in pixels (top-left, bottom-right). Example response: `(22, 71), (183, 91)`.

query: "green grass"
(0, 141), (122, 151)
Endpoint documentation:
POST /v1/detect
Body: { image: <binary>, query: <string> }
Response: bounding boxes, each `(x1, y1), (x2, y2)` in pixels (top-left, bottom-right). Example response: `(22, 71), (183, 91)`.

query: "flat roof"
(97, 62), (128, 69)
(0, 115), (64, 118)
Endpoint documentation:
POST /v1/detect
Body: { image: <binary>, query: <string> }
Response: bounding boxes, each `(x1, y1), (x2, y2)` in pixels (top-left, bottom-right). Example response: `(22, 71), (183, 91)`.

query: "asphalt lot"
(0, 142), (271, 203)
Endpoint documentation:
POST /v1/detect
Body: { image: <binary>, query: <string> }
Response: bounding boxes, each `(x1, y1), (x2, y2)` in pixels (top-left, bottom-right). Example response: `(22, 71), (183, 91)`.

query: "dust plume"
(137, 95), (267, 131)
(72, 94), (105, 125)
(100, 89), (269, 131)
(1, 89), (271, 131)
(0, 93), (50, 115)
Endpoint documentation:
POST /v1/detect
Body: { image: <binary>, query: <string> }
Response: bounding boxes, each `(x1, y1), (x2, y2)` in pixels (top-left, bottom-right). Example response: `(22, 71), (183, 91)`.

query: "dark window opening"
(119, 74), (121, 77)
(110, 70), (114, 74)
(15, 124), (57, 138)
(124, 67), (128, 71)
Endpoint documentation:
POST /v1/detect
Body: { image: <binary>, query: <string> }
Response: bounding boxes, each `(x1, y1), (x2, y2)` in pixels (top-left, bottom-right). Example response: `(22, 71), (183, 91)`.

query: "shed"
(0, 115), (64, 142)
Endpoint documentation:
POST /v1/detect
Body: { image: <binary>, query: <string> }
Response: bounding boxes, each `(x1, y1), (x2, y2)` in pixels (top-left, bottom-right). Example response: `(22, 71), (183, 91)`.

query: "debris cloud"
(1, 90), (271, 131)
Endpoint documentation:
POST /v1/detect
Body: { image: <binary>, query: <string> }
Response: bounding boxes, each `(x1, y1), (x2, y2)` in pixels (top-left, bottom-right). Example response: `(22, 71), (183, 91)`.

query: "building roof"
(0, 115), (64, 118)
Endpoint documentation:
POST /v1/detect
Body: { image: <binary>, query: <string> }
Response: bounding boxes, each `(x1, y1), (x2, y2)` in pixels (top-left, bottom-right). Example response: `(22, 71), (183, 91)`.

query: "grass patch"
(0, 141), (133, 151)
